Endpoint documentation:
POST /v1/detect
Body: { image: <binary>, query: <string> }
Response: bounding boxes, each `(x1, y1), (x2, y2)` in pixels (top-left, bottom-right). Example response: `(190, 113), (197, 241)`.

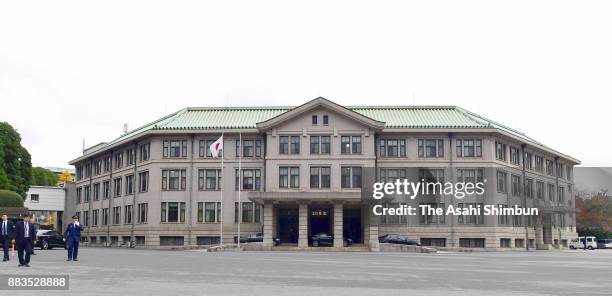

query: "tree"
(31, 167), (58, 186)
(0, 122), (32, 196)
(576, 191), (612, 238)
(58, 170), (74, 183)
(0, 189), (25, 207)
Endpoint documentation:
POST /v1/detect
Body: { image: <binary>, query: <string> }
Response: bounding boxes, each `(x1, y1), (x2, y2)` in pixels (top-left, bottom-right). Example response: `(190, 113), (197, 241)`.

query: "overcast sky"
(1, 1), (611, 168)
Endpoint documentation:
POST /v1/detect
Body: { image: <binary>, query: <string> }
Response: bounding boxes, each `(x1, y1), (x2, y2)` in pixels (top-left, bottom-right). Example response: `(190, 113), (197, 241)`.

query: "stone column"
(263, 202), (274, 248)
(535, 215), (544, 250)
(298, 203), (308, 248)
(333, 202), (344, 248)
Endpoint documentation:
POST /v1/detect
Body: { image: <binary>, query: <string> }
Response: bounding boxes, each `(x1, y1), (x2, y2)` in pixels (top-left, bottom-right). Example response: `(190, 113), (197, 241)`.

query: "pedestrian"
(64, 215), (83, 261)
(1, 214), (15, 261)
(14, 213), (36, 267)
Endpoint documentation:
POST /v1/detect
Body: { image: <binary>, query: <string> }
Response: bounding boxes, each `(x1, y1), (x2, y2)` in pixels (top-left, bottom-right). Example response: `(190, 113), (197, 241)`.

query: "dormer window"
(312, 115), (318, 125)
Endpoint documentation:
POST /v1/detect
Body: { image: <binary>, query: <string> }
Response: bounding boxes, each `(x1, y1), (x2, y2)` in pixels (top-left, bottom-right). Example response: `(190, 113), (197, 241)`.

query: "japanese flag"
(209, 136), (223, 158)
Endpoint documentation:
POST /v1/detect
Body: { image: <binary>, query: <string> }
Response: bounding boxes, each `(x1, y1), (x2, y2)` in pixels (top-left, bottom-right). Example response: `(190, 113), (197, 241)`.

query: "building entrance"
(278, 208), (298, 244)
(343, 207), (362, 243)
(309, 206), (331, 236)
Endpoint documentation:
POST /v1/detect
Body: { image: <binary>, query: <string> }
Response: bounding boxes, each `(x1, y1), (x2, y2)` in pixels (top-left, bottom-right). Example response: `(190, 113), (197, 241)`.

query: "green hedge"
(0, 190), (24, 207)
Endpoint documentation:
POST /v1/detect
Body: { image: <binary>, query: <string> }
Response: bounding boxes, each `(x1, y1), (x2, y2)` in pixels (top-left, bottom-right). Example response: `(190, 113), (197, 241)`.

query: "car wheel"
(41, 240), (49, 250)
(570, 246), (575, 250)
(313, 241), (319, 247)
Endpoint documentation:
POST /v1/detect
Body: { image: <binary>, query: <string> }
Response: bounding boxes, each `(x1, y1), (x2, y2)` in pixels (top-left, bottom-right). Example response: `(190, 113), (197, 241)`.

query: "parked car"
(569, 236), (597, 249)
(596, 239), (612, 249)
(379, 234), (421, 246)
(310, 233), (353, 247)
(239, 233), (281, 246)
(34, 230), (67, 250)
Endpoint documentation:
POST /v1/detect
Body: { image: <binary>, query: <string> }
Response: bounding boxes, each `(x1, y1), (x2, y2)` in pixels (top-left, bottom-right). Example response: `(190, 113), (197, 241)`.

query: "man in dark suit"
(64, 215), (83, 261)
(1, 214), (15, 261)
(13, 213), (36, 267)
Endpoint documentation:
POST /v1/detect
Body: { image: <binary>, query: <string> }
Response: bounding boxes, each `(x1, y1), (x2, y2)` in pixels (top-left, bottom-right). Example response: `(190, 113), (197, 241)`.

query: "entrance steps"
(272, 244), (370, 252)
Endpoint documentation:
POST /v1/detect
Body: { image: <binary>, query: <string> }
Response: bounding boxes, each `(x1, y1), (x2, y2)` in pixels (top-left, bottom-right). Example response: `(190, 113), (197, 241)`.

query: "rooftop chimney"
(123, 123), (128, 134)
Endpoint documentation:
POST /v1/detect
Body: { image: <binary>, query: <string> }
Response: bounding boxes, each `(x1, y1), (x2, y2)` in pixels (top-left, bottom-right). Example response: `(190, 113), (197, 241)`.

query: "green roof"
(72, 99), (575, 164)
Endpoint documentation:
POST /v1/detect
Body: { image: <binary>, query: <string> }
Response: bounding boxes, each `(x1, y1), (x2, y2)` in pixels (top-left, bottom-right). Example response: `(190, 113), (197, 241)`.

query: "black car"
(239, 233), (281, 246)
(379, 234), (421, 246)
(34, 230), (66, 250)
(310, 233), (353, 247)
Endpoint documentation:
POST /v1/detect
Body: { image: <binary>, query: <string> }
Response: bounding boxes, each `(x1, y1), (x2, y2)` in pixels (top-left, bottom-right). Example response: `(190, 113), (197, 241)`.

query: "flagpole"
(220, 132), (224, 246)
(238, 132), (242, 249)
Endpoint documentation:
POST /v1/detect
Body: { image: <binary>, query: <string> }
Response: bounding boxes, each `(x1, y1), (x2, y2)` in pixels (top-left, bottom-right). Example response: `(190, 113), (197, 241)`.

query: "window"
(558, 186), (565, 202)
(381, 168), (408, 183)
(92, 209), (99, 226)
(511, 175), (521, 196)
(102, 208), (109, 225)
(125, 205), (133, 224)
(160, 236), (184, 246)
(497, 171), (507, 193)
(341, 167), (361, 189)
(341, 136), (364, 154)
(94, 160), (102, 175)
(310, 167), (331, 189)
(525, 178), (533, 198)
(279, 167), (300, 189)
(84, 185), (90, 202)
(76, 187), (82, 204)
(198, 202), (221, 223)
(546, 159), (554, 175)
(419, 203), (446, 224)
(163, 140), (187, 158)
(495, 142), (506, 161)
(113, 177), (122, 197)
(199, 139), (224, 158)
(114, 152), (123, 169)
(456, 139), (482, 157)
(93, 183), (100, 201)
(235, 139), (262, 157)
(510, 147), (521, 165)
(162, 169), (187, 191)
(536, 181), (545, 199)
(310, 136), (331, 154)
(125, 174), (134, 195)
(84, 163), (91, 178)
(279, 136), (299, 154)
(235, 169), (261, 190)
(418, 139), (444, 158)
(199, 169), (222, 190)
(138, 171), (149, 193)
(457, 169), (483, 183)
(82, 211), (89, 226)
(103, 156), (111, 172)
(323, 115), (329, 125)
(457, 203), (484, 225)
(459, 238), (485, 248)
(524, 152), (533, 170)
(30, 194), (39, 202)
(556, 163), (565, 178)
(127, 148), (135, 165)
(380, 139), (407, 157)
(112, 206), (121, 224)
(312, 115), (318, 125)
(567, 166), (573, 181)
(498, 205), (510, 225)
(500, 238), (511, 248)
(234, 202), (261, 223)
(138, 203), (148, 223)
(535, 155), (544, 172)
(290, 136), (300, 154)
(418, 169), (444, 192)
(420, 238), (447, 247)
(197, 236), (220, 246)
(548, 183), (555, 201)
(139, 143), (150, 162)
(161, 202), (186, 223)
(102, 181), (110, 199)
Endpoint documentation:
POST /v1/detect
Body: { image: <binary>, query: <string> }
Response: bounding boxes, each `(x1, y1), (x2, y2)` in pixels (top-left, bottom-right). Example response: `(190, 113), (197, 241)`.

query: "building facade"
(24, 186), (66, 232)
(69, 98), (579, 250)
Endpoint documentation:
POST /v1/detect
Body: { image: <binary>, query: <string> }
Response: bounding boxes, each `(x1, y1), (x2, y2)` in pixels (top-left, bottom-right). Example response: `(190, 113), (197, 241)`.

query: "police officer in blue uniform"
(64, 215), (83, 261)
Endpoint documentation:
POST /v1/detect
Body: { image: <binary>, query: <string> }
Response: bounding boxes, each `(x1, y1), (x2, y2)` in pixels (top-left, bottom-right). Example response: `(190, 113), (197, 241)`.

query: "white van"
(569, 236), (597, 249)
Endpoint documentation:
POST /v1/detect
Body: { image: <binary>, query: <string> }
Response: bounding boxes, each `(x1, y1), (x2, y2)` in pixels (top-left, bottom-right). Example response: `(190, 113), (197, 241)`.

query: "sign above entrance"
(311, 210), (328, 216)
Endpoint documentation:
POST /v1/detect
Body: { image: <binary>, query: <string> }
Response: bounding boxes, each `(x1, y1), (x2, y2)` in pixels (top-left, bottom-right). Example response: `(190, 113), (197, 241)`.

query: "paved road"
(0, 247), (610, 295)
